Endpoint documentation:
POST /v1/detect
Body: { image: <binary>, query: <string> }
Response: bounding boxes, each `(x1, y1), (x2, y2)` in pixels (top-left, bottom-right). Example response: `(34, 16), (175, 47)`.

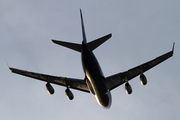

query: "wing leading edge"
(105, 43), (175, 91)
(9, 67), (90, 93)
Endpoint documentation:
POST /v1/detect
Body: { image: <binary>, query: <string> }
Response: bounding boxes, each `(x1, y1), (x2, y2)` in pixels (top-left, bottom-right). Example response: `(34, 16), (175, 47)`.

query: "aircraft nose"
(101, 99), (112, 109)
(100, 92), (112, 109)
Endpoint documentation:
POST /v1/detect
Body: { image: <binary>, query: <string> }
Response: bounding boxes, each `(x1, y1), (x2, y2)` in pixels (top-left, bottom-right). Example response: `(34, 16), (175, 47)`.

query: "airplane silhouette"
(9, 9), (174, 109)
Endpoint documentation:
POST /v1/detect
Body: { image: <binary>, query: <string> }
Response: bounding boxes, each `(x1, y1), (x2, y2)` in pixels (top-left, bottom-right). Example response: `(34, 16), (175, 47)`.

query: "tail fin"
(52, 40), (82, 52)
(51, 10), (112, 52)
(80, 9), (112, 50)
(80, 9), (87, 44)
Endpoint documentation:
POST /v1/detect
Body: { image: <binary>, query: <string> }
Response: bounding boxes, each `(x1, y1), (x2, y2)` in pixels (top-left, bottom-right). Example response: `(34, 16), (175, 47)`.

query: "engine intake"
(125, 82), (132, 94)
(140, 73), (147, 85)
(46, 83), (55, 95)
(65, 88), (74, 100)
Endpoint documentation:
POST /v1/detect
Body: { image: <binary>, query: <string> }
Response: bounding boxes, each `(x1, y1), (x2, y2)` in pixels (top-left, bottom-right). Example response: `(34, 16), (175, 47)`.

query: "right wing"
(105, 43), (175, 91)
(9, 67), (90, 93)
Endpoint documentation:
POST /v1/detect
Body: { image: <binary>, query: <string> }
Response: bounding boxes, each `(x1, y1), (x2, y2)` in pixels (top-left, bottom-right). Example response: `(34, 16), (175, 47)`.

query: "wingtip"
(5, 60), (12, 72)
(80, 9), (82, 15)
(5, 60), (10, 69)
(172, 42), (175, 53)
(109, 33), (112, 37)
(51, 39), (57, 43)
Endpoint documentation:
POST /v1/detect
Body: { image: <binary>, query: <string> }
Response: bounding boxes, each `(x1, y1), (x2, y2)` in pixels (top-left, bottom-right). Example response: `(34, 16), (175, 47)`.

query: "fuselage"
(81, 41), (112, 109)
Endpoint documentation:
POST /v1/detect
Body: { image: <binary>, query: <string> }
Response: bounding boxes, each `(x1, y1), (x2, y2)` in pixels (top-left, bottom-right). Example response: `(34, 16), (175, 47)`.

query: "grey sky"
(0, 0), (180, 120)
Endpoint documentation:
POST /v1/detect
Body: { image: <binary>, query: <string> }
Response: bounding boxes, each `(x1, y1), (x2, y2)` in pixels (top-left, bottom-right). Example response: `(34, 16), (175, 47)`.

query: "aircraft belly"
(81, 42), (111, 108)
(84, 60), (111, 108)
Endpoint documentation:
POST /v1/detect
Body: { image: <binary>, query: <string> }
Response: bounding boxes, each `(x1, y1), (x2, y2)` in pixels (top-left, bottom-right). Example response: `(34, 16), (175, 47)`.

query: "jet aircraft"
(9, 10), (174, 109)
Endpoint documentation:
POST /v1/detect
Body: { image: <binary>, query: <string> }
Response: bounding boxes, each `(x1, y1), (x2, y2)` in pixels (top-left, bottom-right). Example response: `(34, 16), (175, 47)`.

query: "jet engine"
(140, 73), (147, 85)
(65, 88), (74, 100)
(46, 83), (55, 95)
(125, 82), (132, 94)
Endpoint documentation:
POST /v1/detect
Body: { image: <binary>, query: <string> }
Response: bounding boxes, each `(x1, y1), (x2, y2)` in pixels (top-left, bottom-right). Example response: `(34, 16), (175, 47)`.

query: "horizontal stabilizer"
(52, 40), (82, 52)
(87, 33), (112, 51)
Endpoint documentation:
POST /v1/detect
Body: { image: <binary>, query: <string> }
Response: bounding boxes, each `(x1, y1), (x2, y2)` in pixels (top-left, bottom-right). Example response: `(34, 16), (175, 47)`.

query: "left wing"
(105, 43), (175, 91)
(9, 67), (90, 93)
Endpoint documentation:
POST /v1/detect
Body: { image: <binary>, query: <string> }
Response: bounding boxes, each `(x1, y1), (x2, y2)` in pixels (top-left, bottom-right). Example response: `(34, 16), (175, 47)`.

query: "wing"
(9, 67), (90, 93)
(105, 43), (175, 91)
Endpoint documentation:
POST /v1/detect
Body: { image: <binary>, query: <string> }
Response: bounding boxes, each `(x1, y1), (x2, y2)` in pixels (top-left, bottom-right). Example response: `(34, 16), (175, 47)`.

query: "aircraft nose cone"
(97, 92), (112, 109)
(101, 101), (111, 109)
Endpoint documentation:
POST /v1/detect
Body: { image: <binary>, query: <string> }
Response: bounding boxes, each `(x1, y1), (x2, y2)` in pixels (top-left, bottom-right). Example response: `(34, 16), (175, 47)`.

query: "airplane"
(9, 9), (175, 109)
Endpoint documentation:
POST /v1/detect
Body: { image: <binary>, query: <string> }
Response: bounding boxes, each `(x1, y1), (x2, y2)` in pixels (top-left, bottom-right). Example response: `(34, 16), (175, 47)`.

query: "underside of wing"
(9, 67), (90, 93)
(105, 43), (174, 91)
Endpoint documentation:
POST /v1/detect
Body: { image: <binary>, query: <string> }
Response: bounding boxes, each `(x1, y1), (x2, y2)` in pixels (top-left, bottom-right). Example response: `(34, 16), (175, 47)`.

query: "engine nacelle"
(46, 83), (55, 95)
(125, 82), (132, 94)
(140, 73), (147, 85)
(65, 88), (74, 100)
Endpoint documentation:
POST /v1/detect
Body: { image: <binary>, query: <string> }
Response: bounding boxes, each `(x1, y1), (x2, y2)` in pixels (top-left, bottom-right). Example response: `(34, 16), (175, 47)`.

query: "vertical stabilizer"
(80, 9), (87, 44)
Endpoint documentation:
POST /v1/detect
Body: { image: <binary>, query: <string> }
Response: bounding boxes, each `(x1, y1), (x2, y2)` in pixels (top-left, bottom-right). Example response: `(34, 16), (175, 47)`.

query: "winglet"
(172, 42), (175, 53)
(5, 60), (13, 72)
(5, 60), (10, 70)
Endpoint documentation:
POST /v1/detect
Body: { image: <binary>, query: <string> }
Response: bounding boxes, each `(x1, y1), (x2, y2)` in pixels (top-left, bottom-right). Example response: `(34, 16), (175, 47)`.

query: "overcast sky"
(0, 0), (180, 120)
